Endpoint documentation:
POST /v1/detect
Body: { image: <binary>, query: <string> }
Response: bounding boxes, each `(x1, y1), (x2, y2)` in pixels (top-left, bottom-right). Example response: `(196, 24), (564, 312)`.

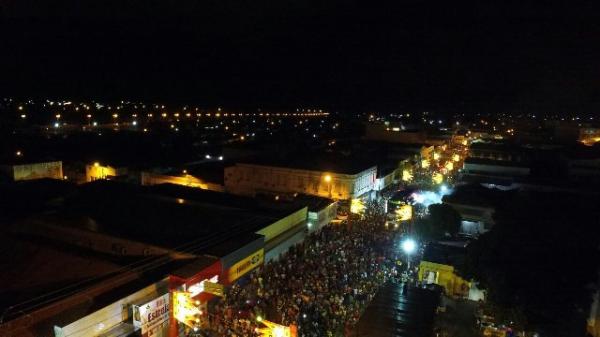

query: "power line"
(1, 215), (267, 323)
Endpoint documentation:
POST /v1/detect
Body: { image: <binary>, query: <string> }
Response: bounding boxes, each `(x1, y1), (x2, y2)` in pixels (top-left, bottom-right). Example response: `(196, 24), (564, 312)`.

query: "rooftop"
(0, 233), (125, 319)
(239, 152), (376, 175)
(58, 181), (303, 251)
(443, 183), (515, 208)
(464, 157), (531, 168)
(0, 178), (76, 221)
(422, 242), (468, 267)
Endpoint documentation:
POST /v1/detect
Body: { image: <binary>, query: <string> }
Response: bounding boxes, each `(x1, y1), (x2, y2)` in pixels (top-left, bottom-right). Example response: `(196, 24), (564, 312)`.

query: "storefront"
(226, 248), (264, 284)
(53, 277), (170, 337)
(218, 234), (265, 285)
(132, 293), (171, 337)
(169, 257), (222, 337)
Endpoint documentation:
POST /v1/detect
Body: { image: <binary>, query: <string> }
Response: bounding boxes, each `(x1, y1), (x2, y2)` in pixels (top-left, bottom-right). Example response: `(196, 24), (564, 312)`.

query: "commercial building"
(580, 127), (600, 146)
(141, 171), (225, 192)
(0, 160), (63, 181)
(141, 162), (226, 192)
(417, 242), (484, 301)
(3, 180), (338, 337)
(224, 156), (377, 200)
(566, 147), (600, 183)
(461, 157), (531, 186)
(0, 231), (191, 337)
(363, 123), (428, 144)
(468, 141), (530, 163)
(442, 184), (513, 234)
(85, 162), (128, 182)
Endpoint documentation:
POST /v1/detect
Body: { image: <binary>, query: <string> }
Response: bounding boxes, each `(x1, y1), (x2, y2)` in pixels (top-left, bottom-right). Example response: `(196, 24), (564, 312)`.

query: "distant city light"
(205, 154), (211, 159)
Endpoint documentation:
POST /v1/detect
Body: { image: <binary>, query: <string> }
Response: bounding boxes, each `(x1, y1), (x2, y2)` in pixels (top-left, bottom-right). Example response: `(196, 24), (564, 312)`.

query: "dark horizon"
(1, 0), (600, 113)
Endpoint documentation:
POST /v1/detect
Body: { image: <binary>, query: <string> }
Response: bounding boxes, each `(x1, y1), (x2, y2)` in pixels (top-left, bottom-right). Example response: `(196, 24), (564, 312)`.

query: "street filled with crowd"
(209, 218), (404, 337)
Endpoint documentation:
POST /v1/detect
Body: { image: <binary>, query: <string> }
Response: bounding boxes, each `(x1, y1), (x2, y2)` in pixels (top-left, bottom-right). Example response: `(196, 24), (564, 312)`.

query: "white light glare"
(401, 238), (416, 254)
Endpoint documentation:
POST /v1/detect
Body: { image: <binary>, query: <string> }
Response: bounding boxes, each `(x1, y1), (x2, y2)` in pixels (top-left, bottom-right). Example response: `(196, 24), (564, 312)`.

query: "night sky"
(1, 0), (599, 113)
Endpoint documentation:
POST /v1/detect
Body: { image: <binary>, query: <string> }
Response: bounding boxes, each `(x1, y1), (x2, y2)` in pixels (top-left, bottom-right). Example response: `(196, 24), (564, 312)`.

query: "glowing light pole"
(323, 174), (332, 198)
(401, 238), (416, 271)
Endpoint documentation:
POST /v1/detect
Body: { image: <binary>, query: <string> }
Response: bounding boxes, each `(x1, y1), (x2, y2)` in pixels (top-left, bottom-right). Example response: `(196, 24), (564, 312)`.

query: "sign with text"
(134, 293), (170, 337)
(203, 281), (225, 297)
(228, 249), (264, 282)
(257, 320), (297, 337)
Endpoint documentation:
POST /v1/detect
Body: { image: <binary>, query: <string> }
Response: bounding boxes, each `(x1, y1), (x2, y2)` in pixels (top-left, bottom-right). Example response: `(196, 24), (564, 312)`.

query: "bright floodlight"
(440, 184), (448, 193)
(402, 238), (416, 254)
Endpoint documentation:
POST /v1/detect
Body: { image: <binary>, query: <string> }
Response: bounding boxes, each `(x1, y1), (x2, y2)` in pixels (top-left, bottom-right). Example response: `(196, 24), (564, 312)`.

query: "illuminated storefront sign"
(445, 161), (454, 171)
(172, 291), (202, 329)
(203, 281), (225, 297)
(228, 249), (264, 283)
(257, 319), (298, 337)
(133, 293), (170, 337)
(452, 154), (460, 162)
(187, 275), (219, 297)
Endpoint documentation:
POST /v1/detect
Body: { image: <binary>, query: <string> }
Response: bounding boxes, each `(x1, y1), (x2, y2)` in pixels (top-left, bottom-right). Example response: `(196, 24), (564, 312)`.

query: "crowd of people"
(208, 217), (404, 337)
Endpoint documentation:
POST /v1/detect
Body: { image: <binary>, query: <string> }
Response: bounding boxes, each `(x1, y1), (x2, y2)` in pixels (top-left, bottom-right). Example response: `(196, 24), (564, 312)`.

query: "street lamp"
(323, 174), (332, 198)
(401, 238), (416, 270)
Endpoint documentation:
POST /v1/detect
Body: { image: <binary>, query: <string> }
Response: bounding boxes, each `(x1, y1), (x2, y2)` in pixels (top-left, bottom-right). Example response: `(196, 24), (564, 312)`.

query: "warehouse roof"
(60, 181), (302, 251)
(239, 152), (376, 175)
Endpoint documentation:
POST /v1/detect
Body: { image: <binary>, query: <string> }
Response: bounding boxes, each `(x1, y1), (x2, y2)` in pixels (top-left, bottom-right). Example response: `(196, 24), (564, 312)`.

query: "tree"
(428, 203), (461, 236)
(413, 203), (461, 241)
(457, 192), (600, 337)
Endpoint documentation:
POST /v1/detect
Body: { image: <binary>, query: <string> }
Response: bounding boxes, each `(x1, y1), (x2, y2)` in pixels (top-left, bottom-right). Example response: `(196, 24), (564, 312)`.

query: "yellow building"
(0, 161), (63, 181)
(418, 260), (471, 298)
(141, 171), (225, 192)
(224, 163), (377, 200)
(86, 163), (127, 182)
